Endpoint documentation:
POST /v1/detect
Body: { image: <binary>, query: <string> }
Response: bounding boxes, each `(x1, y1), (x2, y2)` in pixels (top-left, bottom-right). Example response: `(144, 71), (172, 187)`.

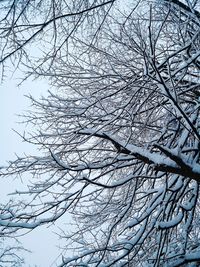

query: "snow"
(170, 251), (200, 267)
(159, 211), (183, 229)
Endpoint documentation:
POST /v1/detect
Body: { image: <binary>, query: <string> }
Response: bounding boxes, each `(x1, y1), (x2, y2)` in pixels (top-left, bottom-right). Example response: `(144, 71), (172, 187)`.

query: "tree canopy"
(1, 0), (200, 266)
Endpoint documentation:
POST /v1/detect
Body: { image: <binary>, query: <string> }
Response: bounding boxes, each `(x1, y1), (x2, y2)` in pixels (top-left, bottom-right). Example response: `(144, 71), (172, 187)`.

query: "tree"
(0, 0), (115, 77)
(1, 0), (200, 266)
(0, 238), (26, 267)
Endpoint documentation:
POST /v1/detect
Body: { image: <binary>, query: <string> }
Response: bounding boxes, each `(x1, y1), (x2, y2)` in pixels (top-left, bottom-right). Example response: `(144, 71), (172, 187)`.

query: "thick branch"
(164, 0), (200, 19)
(78, 129), (200, 181)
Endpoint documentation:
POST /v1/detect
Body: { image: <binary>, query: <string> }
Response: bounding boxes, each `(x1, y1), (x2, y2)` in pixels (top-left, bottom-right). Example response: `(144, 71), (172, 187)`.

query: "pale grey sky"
(0, 74), (65, 267)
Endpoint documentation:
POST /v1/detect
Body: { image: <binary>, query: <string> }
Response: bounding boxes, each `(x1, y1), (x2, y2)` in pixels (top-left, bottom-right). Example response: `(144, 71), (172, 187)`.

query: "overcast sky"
(0, 74), (64, 267)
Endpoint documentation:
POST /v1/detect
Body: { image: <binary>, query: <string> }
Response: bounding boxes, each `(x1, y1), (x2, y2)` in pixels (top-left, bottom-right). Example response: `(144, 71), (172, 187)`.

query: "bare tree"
(1, 0), (200, 266)
(0, 238), (26, 267)
(0, 0), (115, 76)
